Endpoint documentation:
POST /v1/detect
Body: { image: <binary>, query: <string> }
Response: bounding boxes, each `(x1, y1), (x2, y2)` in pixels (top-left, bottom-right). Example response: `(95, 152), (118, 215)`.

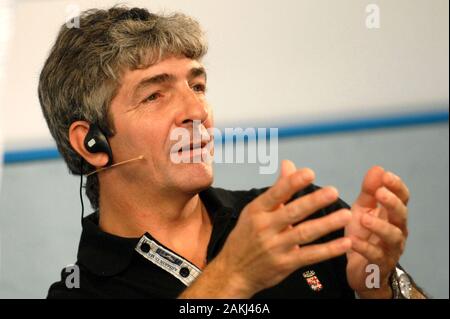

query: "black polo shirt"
(47, 185), (355, 299)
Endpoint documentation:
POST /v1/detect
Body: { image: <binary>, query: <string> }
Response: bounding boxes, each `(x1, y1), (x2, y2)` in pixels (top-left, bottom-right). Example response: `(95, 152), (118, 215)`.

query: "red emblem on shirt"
(303, 270), (323, 292)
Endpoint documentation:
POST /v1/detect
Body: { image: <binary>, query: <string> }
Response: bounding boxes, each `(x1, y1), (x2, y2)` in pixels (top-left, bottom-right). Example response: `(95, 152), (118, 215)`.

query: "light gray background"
(0, 122), (448, 298)
(0, 0), (448, 299)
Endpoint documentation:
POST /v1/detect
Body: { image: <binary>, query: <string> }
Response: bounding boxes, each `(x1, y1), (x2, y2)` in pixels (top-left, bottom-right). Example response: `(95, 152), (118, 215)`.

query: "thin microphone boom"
(86, 155), (145, 177)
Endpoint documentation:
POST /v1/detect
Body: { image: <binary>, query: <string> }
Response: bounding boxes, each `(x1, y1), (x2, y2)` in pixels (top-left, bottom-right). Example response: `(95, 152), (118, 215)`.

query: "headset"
(78, 123), (144, 225)
(79, 123), (111, 226)
(83, 123), (113, 166)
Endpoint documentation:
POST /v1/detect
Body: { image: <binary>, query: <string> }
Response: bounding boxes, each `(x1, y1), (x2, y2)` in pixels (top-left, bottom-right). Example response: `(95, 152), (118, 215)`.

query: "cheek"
(114, 109), (176, 157)
(137, 120), (172, 155)
(110, 120), (148, 155)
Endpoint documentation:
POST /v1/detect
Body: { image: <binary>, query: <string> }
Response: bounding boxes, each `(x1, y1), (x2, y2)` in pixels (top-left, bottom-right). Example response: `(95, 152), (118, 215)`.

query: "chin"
(175, 162), (214, 194)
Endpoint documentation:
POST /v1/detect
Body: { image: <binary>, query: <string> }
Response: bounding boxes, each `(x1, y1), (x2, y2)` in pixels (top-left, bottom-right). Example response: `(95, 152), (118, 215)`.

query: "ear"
(69, 121), (109, 168)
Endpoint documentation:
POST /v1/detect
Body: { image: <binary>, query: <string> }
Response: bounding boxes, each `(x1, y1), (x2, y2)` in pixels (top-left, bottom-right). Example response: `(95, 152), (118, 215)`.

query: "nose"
(175, 85), (209, 128)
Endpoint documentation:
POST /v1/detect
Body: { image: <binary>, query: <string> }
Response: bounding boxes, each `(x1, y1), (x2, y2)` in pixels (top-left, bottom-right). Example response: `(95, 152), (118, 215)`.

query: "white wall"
(1, 0), (449, 151)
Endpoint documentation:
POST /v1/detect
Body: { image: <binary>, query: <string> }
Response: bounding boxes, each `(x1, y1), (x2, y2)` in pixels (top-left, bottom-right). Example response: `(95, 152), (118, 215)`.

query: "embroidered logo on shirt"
(303, 270), (323, 292)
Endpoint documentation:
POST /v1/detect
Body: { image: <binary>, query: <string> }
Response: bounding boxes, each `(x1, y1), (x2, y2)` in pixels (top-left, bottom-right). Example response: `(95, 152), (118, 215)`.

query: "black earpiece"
(83, 123), (113, 166)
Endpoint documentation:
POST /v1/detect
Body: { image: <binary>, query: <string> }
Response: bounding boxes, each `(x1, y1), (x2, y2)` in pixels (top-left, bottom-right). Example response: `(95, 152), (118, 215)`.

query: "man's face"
(108, 56), (214, 195)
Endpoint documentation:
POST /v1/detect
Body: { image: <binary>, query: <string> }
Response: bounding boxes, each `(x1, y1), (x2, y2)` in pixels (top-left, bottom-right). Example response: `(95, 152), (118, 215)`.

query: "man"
(39, 6), (425, 299)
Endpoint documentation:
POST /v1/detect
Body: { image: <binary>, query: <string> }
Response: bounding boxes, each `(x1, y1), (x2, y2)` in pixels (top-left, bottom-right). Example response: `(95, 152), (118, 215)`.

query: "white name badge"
(135, 235), (202, 287)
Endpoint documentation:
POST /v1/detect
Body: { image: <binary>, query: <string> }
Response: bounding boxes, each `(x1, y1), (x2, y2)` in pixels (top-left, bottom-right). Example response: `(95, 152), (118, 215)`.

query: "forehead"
(120, 56), (204, 89)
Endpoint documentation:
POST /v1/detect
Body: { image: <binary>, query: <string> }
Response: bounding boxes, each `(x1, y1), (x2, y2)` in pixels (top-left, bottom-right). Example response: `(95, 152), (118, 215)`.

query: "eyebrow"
(132, 67), (207, 101)
(188, 67), (207, 82)
(133, 73), (176, 97)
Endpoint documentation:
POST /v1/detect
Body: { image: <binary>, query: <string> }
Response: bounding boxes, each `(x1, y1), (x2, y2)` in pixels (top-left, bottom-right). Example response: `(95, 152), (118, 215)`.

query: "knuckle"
(392, 235), (403, 248)
(392, 195), (402, 208)
(288, 173), (298, 188)
(252, 216), (268, 232)
(393, 227), (404, 241)
(374, 249), (384, 262)
(285, 204), (298, 221)
(296, 229), (308, 244)
(361, 240), (371, 253)
(271, 188), (284, 203)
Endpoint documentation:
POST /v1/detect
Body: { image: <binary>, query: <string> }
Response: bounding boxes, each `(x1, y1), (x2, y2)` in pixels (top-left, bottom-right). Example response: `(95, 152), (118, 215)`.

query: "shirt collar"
(77, 187), (240, 277)
(77, 212), (140, 276)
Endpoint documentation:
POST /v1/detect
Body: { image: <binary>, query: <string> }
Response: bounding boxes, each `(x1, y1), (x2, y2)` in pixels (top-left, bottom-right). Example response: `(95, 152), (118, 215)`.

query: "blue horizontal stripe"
(3, 109), (448, 164)
(276, 109), (449, 139)
(4, 147), (61, 164)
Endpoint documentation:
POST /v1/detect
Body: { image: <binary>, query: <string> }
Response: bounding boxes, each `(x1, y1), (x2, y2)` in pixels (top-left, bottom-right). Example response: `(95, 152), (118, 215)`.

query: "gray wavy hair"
(38, 6), (208, 209)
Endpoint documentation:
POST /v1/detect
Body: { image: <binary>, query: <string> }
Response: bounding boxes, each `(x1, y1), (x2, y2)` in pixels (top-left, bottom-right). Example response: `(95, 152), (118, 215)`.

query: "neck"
(97, 174), (212, 267)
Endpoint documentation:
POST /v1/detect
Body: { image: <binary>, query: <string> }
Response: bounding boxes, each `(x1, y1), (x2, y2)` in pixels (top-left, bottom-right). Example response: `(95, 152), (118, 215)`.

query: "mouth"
(169, 130), (215, 162)
(176, 140), (209, 155)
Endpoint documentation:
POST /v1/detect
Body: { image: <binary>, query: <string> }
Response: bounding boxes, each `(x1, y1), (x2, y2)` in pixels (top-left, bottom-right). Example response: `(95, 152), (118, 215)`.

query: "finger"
(280, 160), (297, 178)
(281, 209), (352, 246)
(253, 168), (315, 212)
(354, 166), (385, 208)
(350, 236), (389, 265)
(375, 187), (408, 233)
(273, 161), (298, 211)
(279, 186), (340, 226)
(382, 171), (410, 205)
(290, 237), (352, 268)
(360, 213), (406, 252)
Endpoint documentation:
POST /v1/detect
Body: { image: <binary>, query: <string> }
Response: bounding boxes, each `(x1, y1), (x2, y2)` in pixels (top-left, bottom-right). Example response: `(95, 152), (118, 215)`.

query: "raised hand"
(345, 166), (409, 298)
(202, 160), (352, 297)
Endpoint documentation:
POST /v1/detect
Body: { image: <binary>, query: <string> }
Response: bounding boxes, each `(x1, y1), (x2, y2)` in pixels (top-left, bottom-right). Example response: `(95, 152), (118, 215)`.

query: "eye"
(144, 92), (162, 103)
(192, 83), (206, 93)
